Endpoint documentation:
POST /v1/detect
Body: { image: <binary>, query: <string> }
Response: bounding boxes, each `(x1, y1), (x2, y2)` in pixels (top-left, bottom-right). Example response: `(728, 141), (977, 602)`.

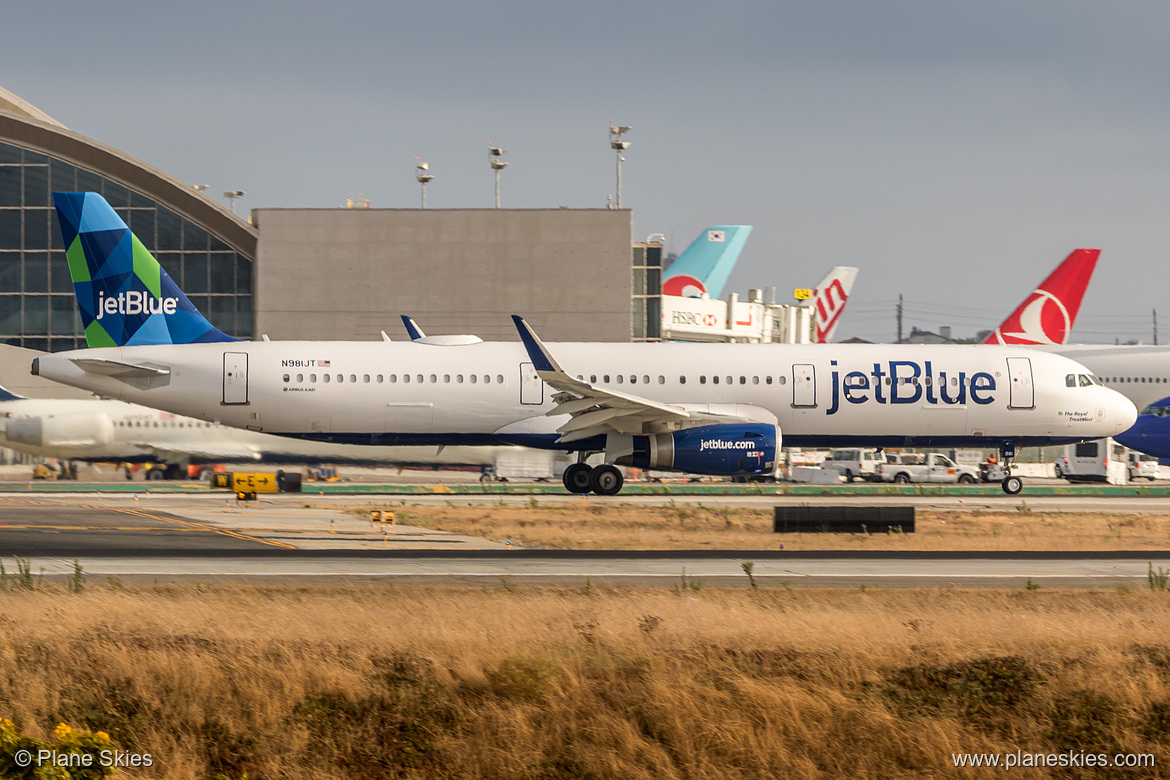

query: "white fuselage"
(0, 396), (509, 467)
(31, 341), (1136, 452)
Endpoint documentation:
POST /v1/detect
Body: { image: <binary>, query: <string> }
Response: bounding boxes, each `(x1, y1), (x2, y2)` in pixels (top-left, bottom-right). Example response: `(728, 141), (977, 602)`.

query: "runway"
(3, 490), (1169, 586)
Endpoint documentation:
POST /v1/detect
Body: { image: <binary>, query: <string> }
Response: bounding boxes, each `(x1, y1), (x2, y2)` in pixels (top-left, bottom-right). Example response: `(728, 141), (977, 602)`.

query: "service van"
(1054, 438), (1128, 485)
(820, 448), (883, 482)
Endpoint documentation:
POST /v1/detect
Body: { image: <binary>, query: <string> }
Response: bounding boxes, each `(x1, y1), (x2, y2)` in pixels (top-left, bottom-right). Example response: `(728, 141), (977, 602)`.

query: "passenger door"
(520, 362), (544, 405)
(222, 352), (249, 405)
(792, 363), (816, 408)
(1006, 357), (1034, 409)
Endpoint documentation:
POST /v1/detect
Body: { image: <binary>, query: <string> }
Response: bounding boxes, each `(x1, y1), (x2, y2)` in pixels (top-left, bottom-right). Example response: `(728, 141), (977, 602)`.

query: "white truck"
(820, 448), (884, 482)
(874, 452), (980, 484)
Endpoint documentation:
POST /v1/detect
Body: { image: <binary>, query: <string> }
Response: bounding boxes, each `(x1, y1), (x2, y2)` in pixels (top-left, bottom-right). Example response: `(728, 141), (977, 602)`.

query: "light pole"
(223, 189), (245, 214)
(488, 145), (508, 208)
(609, 123), (631, 208)
(415, 160), (433, 209)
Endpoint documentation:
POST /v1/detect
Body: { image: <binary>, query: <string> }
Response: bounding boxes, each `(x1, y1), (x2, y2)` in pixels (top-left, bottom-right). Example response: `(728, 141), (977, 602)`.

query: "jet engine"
(5, 413), (114, 449)
(616, 423), (780, 476)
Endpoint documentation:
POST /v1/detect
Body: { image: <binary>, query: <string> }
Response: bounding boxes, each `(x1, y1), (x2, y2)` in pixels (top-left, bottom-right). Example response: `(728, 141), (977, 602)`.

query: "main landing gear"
(999, 442), (1023, 495)
(562, 460), (624, 496)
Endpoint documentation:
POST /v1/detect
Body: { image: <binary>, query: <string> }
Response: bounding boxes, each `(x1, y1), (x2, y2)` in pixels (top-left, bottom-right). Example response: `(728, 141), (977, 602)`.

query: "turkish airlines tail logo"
(985, 248), (1100, 345)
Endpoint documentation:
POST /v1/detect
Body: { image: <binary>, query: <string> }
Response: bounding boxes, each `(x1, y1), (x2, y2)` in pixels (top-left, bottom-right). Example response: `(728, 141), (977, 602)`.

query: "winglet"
(401, 315), (426, 341)
(0, 383), (25, 402)
(511, 315), (561, 374)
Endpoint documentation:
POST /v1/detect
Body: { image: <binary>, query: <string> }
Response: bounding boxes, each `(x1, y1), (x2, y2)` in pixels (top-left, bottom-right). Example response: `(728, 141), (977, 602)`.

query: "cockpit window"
(1140, 404), (1170, 418)
(1066, 374), (1076, 388)
(1078, 374), (1094, 388)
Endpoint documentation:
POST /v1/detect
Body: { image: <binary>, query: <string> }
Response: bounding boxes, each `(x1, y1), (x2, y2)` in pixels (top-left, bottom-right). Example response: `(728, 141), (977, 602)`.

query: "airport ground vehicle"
(874, 452), (980, 484)
(1128, 452), (1160, 481)
(1054, 439), (1128, 484)
(820, 448), (883, 482)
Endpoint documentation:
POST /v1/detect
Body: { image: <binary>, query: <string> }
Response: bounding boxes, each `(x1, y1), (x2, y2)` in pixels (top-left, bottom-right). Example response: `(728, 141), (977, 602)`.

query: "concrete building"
(252, 207), (653, 343)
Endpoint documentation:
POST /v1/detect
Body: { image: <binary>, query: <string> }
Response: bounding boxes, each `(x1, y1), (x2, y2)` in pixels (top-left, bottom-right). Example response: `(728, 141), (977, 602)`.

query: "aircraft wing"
(511, 315), (762, 444)
(141, 443), (263, 463)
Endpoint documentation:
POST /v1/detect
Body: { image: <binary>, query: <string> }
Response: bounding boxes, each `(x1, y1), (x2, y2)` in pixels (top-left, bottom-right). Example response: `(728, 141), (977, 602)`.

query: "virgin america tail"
(984, 248), (1100, 345)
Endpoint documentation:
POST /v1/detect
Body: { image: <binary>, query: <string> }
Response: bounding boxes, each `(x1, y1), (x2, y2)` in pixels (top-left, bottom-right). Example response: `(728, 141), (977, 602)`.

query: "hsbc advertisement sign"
(660, 295), (764, 339)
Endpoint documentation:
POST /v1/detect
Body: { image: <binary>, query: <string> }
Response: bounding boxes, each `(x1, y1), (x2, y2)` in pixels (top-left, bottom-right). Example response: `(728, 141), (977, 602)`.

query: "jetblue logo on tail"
(52, 192), (237, 348)
(96, 290), (179, 319)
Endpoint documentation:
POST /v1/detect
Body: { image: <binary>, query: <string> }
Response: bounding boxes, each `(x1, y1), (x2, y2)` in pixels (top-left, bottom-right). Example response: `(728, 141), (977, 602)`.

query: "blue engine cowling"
(616, 423), (780, 476)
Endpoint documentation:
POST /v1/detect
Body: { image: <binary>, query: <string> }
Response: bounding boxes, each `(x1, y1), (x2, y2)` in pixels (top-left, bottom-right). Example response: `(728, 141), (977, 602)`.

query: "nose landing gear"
(999, 442), (1023, 495)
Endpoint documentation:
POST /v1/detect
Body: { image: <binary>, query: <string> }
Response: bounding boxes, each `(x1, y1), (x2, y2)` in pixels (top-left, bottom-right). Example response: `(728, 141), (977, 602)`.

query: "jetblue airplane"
(31, 193), (1136, 495)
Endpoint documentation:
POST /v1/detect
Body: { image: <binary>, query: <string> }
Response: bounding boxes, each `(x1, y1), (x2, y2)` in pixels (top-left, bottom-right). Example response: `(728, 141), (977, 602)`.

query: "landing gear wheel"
(1002, 475), (1023, 495)
(563, 463), (594, 493)
(589, 464), (624, 496)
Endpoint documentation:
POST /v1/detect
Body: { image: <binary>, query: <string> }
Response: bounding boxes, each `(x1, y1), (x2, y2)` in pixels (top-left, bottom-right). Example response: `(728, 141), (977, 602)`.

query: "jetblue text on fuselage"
(95, 290), (178, 320)
(826, 360), (996, 415)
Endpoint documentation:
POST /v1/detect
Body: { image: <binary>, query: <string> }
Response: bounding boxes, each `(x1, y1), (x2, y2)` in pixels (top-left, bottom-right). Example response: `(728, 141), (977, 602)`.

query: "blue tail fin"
(0, 383), (25, 402)
(662, 225), (752, 299)
(52, 192), (238, 347)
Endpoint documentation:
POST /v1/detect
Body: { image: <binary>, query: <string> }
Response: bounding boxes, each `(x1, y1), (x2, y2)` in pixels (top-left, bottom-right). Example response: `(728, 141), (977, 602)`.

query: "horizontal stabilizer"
(70, 358), (170, 379)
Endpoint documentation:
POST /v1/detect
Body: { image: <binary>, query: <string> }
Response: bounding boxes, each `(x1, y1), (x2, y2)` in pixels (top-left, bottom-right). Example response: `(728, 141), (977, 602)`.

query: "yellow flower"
(53, 722), (73, 741)
(0, 718), (13, 730)
(96, 731), (110, 741)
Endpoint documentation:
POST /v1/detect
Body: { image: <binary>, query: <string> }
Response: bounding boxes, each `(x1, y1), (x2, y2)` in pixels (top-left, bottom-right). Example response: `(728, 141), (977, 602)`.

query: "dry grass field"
(2, 584), (1170, 778)
(342, 502), (1170, 550)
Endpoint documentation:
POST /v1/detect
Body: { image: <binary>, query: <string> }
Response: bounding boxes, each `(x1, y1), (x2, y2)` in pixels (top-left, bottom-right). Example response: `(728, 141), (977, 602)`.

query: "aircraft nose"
(1108, 389), (1138, 435)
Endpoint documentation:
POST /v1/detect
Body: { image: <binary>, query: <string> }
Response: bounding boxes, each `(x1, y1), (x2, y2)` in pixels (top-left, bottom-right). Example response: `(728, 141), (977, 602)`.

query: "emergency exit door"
(792, 363), (816, 407)
(223, 352), (249, 405)
(519, 362), (544, 405)
(1006, 357), (1034, 409)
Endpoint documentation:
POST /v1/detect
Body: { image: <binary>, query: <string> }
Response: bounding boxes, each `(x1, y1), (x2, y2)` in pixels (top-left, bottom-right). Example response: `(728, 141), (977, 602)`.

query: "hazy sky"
(5, 1), (1169, 343)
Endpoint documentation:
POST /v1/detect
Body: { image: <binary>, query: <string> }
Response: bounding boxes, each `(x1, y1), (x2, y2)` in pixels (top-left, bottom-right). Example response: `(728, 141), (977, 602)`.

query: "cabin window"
(470, 374), (478, 384)
(658, 376), (665, 384)
(616, 375), (623, 384)
(388, 375), (396, 383)
(603, 375), (610, 383)
(590, 375), (597, 383)
(403, 374), (410, 383)
(430, 374), (437, 383)
(457, 374), (464, 383)
(296, 374), (303, 383)
(629, 375), (637, 384)
(643, 375), (650, 384)
(680, 376), (687, 384)
(726, 376), (732, 385)
(363, 375), (370, 383)
(752, 376), (759, 385)
(336, 374), (343, 383)
(323, 374), (331, 383)
(497, 375), (504, 384)
(713, 376), (720, 385)
(310, 374), (317, 382)
(416, 374), (423, 384)
(700, 376), (707, 384)
(766, 376), (773, 385)
(377, 375), (384, 383)
(350, 374), (357, 383)
(739, 376), (746, 385)
(282, 374), (290, 382)
(443, 375), (450, 383)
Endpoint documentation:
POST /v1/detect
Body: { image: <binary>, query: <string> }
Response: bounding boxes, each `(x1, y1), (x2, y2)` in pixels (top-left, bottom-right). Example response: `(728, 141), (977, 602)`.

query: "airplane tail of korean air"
(662, 226), (752, 299)
(984, 248), (1100, 345)
(51, 192), (237, 348)
(812, 266), (859, 343)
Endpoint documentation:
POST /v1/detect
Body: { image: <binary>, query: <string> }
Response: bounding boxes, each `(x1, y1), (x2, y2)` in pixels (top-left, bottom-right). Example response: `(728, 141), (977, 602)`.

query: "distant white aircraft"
(0, 382), (510, 479)
(32, 193), (1136, 495)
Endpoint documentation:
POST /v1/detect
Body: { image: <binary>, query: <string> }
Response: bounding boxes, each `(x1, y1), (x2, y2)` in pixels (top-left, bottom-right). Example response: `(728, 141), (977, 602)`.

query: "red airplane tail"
(984, 248), (1100, 345)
